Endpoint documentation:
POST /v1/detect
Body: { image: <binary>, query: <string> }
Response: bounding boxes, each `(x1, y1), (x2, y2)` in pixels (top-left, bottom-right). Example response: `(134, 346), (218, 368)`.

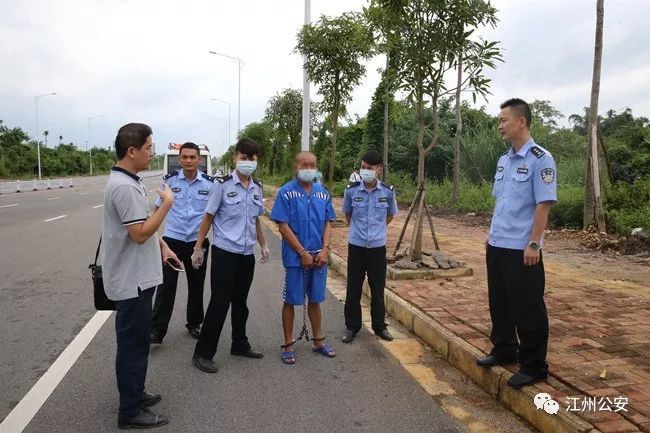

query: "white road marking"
(92, 204), (103, 209)
(43, 215), (67, 222)
(0, 311), (112, 433)
(0, 203), (19, 208)
(48, 197), (62, 201)
(79, 192), (88, 196)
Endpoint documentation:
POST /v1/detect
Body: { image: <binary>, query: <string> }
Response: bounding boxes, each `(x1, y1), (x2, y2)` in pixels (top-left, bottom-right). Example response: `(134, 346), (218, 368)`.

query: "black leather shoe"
(142, 390), (161, 407)
(118, 408), (168, 429)
(341, 329), (357, 343)
(476, 354), (517, 367)
(230, 348), (264, 359)
(192, 355), (218, 373)
(149, 334), (163, 345)
(507, 371), (548, 389)
(186, 324), (201, 339)
(375, 329), (394, 341)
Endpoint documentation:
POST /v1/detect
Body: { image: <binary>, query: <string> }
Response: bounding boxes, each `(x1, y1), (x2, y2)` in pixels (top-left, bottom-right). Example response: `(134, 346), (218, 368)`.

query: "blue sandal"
(312, 341), (336, 358)
(281, 340), (296, 364)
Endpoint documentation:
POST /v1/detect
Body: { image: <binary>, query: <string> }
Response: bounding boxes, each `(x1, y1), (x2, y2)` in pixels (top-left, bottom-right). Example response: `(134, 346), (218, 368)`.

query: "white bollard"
(58, 179), (64, 189)
(69, 179), (74, 187)
(16, 181), (22, 193)
(33, 179), (38, 191)
(47, 181), (52, 190)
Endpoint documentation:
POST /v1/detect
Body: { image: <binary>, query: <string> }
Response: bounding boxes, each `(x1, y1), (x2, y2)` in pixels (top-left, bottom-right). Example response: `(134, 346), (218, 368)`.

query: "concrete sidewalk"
(264, 187), (650, 433)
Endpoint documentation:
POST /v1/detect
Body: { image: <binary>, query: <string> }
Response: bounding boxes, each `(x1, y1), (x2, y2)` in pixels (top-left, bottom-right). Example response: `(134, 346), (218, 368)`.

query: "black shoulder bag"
(89, 237), (116, 310)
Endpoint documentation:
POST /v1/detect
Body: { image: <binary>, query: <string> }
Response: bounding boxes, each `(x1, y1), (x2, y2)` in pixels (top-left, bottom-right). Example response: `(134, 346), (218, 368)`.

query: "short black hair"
(180, 142), (200, 155)
(361, 150), (383, 166)
(115, 123), (152, 159)
(500, 98), (531, 128)
(235, 138), (261, 158)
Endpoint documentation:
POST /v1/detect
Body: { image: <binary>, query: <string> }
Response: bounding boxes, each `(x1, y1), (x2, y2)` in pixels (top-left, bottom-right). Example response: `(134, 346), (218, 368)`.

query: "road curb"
(327, 248), (595, 433)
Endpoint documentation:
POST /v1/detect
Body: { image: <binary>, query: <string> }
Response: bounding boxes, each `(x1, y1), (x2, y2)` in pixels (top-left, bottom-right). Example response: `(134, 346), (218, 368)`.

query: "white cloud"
(0, 0), (648, 159)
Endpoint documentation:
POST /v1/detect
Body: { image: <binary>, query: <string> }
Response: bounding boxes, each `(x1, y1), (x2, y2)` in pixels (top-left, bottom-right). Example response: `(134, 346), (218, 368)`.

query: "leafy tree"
(370, 0), (501, 261)
(264, 89), (303, 175)
(296, 12), (375, 190)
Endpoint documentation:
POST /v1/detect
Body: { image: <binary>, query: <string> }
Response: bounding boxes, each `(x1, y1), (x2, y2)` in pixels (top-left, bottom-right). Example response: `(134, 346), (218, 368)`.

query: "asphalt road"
(0, 174), (468, 433)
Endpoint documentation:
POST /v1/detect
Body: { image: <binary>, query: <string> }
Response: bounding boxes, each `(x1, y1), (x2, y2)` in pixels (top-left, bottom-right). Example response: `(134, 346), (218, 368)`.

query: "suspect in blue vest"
(150, 142), (215, 344)
(477, 98), (557, 390)
(341, 150), (398, 344)
(270, 151), (337, 364)
(190, 138), (269, 374)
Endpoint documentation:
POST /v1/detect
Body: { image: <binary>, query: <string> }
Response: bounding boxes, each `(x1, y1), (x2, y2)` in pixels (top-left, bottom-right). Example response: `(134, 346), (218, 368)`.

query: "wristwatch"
(528, 241), (540, 250)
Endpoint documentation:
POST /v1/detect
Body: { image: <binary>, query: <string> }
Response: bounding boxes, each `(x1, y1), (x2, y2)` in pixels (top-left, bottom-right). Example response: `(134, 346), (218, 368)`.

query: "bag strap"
(94, 236), (102, 266)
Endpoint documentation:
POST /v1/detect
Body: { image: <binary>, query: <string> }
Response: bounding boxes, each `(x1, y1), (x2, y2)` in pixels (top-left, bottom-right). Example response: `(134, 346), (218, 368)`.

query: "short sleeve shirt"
(270, 178), (336, 267)
(205, 170), (264, 255)
(488, 139), (557, 250)
(101, 166), (163, 301)
(155, 170), (214, 242)
(343, 180), (398, 248)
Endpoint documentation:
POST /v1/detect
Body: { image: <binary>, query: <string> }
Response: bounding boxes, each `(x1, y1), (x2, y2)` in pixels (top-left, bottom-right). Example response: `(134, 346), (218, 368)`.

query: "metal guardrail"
(0, 171), (164, 195)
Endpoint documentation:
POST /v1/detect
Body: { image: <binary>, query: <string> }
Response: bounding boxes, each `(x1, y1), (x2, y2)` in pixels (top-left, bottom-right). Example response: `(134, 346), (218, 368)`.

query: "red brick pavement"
(264, 188), (650, 432)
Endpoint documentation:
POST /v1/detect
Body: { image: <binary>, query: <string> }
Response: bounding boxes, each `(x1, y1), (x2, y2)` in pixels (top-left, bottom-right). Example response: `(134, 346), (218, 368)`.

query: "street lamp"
(211, 98), (231, 147)
(302, 0), (311, 151)
(34, 92), (56, 179)
(88, 114), (103, 176)
(208, 50), (242, 136)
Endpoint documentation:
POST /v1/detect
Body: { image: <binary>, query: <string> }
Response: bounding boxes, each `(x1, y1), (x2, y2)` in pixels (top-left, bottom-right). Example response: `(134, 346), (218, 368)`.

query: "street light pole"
(211, 98), (231, 148)
(301, 0), (311, 151)
(34, 92), (56, 179)
(208, 50), (242, 136)
(88, 114), (103, 176)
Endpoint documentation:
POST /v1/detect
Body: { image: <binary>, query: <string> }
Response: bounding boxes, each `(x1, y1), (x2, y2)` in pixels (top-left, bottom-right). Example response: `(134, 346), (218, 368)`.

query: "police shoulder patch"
(530, 146), (546, 158)
(201, 173), (215, 183)
(216, 174), (232, 184)
(163, 170), (179, 180)
(541, 168), (555, 184)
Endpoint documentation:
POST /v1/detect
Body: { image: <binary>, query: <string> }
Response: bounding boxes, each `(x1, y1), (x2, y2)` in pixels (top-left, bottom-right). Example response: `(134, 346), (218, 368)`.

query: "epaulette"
(347, 181), (361, 189)
(163, 170), (179, 180)
(201, 173), (216, 183)
(381, 181), (394, 191)
(530, 146), (546, 158)
(252, 177), (263, 187)
(216, 174), (232, 183)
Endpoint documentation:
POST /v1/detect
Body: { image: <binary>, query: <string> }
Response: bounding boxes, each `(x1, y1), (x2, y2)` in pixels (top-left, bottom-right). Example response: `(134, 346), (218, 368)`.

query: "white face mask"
(236, 160), (257, 176)
(360, 168), (377, 183)
(297, 169), (317, 182)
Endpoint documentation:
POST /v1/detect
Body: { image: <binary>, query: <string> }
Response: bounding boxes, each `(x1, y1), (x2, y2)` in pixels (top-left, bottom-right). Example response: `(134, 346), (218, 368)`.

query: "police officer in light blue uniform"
(189, 138), (269, 373)
(477, 98), (557, 390)
(151, 142), (214, 343)
(341, 150), (398, 344)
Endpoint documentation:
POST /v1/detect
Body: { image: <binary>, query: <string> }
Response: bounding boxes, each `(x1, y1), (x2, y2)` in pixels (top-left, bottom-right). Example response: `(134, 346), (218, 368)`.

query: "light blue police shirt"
(269, 178), (336, 268)
(155, 170), (214, 242)
(488, 138), (557, 250)
(205, 170), (265, 256)
(342, 180), (398, 248)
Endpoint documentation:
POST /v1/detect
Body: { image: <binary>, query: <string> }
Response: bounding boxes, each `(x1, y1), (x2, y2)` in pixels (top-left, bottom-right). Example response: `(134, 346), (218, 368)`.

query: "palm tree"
(58, 135), (63, 146)
(43, 130), (49, 147)
(584, 0), (606, 232)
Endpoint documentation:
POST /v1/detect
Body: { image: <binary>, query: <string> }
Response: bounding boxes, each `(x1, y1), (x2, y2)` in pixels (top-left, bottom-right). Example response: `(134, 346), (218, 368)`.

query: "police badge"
(541, 168), (555, 184)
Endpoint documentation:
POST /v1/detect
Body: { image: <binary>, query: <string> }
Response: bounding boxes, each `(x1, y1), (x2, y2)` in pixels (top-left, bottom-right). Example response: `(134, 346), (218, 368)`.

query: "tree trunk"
(410, 94), (427, 262)
(452, 50), (463, 205)
(383, 53), (390, 182)
(583, 0), (606, 232)
(328, 98), (340, 192)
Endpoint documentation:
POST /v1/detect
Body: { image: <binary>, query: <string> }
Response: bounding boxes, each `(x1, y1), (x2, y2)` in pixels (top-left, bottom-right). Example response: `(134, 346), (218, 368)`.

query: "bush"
(549, 186), (583, 228)
(605, 178), (650, 235)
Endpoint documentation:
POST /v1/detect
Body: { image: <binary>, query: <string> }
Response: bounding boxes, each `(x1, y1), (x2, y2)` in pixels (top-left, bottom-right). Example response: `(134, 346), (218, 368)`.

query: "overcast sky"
(1, 0), (648, 157)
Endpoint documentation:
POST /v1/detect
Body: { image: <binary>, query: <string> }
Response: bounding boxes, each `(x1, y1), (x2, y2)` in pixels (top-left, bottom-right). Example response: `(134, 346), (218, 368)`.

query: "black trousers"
(486, 245), (549, 376)
(115, 287), (154, 419)
(345, 244), (387, 333)
(151, 237), (209, 338)
(194, 246), (255, 360)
